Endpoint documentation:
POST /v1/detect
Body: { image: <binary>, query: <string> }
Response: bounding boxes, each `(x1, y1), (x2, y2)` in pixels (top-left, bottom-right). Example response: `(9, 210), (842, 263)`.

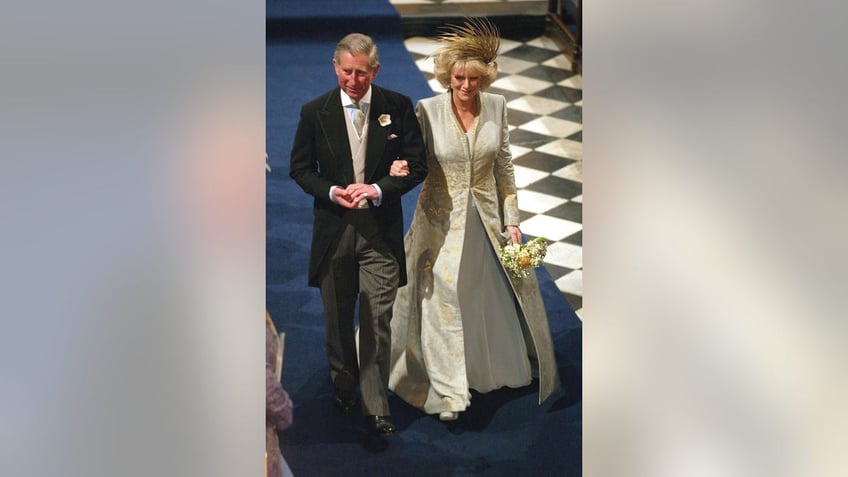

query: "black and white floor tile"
(402, 33), (583, 316)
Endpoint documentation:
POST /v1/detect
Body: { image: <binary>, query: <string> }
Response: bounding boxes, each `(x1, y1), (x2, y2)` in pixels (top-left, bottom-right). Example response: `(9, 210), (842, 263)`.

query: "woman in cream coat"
(388, 19), (559, 421)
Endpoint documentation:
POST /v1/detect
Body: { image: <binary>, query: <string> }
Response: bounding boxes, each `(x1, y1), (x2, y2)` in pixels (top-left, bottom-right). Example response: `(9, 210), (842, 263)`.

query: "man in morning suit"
(289, 33), (427, 436)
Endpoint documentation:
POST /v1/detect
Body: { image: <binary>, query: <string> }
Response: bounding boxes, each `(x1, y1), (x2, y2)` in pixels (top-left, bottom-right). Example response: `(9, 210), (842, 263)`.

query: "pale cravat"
(353, 103), (366, 137)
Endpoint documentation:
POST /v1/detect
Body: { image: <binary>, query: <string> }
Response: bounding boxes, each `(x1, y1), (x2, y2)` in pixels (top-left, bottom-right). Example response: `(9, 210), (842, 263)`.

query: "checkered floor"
(402, 32), (583, 316)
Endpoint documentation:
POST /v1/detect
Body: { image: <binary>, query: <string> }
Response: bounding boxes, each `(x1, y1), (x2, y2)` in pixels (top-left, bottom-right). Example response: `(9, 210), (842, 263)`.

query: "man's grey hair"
(334, 33), (380, 69)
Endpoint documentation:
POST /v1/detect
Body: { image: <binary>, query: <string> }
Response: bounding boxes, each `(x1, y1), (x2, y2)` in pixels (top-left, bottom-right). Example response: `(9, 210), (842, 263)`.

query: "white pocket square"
(388, 133), (398, 140)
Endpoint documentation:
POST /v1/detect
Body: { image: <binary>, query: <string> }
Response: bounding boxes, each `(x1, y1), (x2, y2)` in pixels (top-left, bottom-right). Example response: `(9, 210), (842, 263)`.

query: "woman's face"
(450, 64), (481, 103)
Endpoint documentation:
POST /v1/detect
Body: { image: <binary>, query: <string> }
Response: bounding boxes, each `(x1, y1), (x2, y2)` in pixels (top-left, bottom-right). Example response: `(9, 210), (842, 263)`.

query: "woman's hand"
(506, 225), (522, 245)
(389, 159), (409, 177)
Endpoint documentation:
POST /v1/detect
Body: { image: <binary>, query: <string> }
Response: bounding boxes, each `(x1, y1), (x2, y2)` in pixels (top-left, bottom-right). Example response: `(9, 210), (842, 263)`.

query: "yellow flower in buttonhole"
(498, 237), (548, 278)
(378, 114), (391, 127)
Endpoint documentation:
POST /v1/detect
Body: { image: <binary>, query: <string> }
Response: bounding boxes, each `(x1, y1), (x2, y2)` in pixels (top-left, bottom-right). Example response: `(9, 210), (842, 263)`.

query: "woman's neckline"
(450, 92), (480, 133)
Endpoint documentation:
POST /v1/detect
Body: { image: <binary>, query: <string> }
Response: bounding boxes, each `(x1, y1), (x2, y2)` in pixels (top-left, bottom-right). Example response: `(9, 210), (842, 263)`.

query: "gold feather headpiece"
(436, 17), (500, 66)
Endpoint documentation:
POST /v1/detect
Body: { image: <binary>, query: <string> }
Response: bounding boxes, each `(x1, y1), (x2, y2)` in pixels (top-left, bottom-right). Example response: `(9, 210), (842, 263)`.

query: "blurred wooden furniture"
(549, 0), (582, 74)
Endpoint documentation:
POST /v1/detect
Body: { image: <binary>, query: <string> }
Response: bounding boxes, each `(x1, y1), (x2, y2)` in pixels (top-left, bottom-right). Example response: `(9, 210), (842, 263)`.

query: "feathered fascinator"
(436, 17), (500, 66)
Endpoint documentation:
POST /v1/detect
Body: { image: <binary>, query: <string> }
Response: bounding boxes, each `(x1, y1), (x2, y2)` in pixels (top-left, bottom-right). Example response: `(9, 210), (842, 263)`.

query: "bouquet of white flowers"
(498, 237), (548, 278)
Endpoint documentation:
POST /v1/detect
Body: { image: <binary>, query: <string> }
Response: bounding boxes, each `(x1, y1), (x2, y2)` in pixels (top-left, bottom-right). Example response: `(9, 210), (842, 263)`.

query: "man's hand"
(344, 183), (377, 203)
(331, 187), (358, 209)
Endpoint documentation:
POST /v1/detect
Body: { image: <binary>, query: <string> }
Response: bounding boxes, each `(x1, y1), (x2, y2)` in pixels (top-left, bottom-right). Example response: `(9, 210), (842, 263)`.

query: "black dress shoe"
(333, 391), (357, 413)
(366, 415), (395, 435)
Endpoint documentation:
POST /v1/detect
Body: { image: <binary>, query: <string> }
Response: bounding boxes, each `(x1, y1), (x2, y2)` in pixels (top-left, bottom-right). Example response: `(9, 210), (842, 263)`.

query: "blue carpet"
(267, 2), (581, 475)
(267, 0), (406, 39)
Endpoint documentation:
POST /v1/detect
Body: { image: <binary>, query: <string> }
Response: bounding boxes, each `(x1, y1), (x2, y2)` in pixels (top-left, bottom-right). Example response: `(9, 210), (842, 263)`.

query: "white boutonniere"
(378, 114), (391, 127)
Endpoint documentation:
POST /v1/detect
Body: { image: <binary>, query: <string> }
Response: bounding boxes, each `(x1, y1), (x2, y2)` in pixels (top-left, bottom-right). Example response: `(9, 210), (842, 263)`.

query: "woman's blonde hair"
(431, 18), (500, 91)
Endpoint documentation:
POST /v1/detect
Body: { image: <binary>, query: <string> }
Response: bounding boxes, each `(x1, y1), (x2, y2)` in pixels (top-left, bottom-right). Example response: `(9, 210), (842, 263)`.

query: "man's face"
(333, 51), (379, 103)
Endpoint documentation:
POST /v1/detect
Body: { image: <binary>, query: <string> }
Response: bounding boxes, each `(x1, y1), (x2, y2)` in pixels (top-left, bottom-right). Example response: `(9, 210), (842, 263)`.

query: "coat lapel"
(364, 86), (390, 183)
(317, 88), (354, 184)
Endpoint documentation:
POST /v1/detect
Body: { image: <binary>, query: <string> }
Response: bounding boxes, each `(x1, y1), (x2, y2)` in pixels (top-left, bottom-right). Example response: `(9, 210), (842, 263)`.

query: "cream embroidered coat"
(389, 91), (560, 414)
